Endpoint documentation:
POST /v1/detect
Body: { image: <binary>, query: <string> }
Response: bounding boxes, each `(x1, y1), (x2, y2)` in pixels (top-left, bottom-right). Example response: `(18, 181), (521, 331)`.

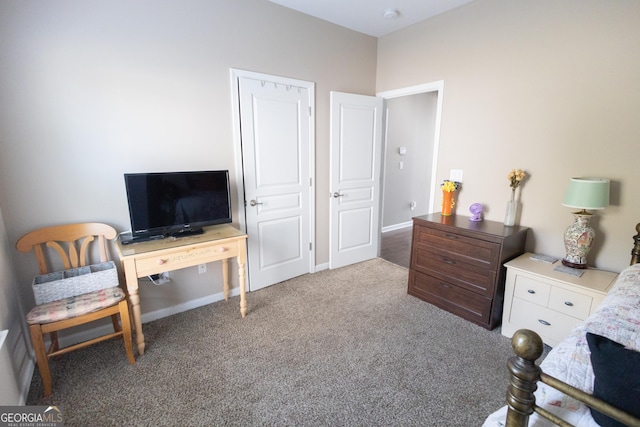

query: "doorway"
(378, 82), (443, 231)
(378, 82), (444, 267)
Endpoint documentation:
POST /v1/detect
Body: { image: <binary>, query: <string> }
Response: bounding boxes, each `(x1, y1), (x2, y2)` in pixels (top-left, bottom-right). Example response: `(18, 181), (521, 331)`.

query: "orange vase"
(441, 191), (454, 216)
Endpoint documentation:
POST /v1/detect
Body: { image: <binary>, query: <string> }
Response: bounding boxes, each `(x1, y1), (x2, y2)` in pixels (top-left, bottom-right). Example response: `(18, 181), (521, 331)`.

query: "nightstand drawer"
(501, 252), (617, 346)
(509, 298), (576, 344)
(513, 276), (551, 306)
(548, 287), (592, 320)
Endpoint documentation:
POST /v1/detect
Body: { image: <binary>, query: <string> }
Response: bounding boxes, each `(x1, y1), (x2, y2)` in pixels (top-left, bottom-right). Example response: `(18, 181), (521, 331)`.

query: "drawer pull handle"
(444, 233), (459, 239)
(218, 247), (228, 253)
(538, 319), (551, 326)
(564, 301), (574, 307)
(441, 257), (456, 265)
(157, 259), (167, 265)
(527, 289), (535, 294)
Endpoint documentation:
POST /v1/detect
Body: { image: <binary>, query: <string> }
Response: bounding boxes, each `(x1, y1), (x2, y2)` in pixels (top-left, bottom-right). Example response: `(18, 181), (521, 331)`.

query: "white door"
(237, 74), (314, 291)
(329, 91), (384, 269)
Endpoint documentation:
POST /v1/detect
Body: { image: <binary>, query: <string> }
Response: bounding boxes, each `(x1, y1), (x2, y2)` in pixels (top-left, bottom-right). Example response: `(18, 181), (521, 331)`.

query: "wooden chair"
(16, 223), (135, 397)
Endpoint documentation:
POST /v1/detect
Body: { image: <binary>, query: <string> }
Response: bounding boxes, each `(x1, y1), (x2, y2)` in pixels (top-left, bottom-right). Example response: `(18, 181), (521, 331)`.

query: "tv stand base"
(120, 228), (205, 245)
(120, 233), (165, 245)
(167, 227), (204, 238)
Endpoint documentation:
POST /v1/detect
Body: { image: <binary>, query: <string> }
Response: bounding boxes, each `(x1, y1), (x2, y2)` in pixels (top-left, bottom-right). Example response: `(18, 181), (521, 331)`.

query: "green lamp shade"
(562, 178), (610, 210)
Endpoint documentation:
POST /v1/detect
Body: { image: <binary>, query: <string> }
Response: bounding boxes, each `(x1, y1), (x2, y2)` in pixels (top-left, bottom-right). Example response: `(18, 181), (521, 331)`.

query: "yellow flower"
(441, 180), (460, 193)
(508, 169), (526, 190)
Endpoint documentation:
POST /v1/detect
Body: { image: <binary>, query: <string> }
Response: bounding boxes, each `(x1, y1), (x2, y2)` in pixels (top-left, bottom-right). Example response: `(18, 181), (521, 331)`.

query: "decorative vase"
(504, 190), (517, 226)
(441, 191), (454, 216)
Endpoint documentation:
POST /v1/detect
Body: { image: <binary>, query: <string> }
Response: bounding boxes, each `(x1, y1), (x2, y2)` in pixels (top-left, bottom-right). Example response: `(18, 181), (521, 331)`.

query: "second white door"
(329, 91), (384, 269)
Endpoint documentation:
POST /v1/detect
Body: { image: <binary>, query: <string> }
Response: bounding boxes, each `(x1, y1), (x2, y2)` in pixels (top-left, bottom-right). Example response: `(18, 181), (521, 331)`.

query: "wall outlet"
(198, 263), (207, 274)
(450, 169), (463, 182)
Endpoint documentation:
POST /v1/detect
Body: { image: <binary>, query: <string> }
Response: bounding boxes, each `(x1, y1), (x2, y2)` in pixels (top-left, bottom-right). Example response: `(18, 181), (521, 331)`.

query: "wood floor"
(380, 226), (413, 269)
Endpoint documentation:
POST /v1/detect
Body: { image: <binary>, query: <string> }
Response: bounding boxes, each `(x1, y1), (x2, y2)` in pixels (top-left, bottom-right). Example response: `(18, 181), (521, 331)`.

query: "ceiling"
(268, 0), (475, 37)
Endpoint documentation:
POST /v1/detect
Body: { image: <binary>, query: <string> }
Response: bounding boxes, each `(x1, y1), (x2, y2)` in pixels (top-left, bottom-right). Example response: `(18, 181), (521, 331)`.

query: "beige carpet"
(27, 258), (521, 426)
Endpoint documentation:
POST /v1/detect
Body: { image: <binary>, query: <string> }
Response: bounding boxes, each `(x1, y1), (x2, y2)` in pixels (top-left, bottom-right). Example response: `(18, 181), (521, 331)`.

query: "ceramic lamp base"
(562, 212), (594, 269)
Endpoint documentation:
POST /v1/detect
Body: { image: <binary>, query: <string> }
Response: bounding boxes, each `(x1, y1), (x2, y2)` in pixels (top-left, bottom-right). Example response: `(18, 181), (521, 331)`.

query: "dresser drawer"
(513, 276), (551, 307)
(134, 243), (238, 276)
(413, 249), (495, 296)
(509, 298), (576, 344)
(414, 226), (500, 270)
(548, 287), (592, 320)
(408, 270), (491, 325)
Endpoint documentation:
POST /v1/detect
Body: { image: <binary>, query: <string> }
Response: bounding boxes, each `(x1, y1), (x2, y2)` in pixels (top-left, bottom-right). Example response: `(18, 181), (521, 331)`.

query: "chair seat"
(26, 287), (126, 324)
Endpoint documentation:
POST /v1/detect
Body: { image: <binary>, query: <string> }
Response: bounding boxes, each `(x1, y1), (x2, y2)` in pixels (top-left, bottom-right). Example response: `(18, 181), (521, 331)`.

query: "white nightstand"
(501, 253), (618, 346)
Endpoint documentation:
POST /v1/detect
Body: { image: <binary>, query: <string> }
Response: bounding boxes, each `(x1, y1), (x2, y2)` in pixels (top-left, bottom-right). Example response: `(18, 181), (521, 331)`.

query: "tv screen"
(123, 170), (231, 243)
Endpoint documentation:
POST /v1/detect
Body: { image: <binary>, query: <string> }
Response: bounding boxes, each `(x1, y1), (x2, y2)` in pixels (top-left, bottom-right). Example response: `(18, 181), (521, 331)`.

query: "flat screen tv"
(122, 170), (232, 244)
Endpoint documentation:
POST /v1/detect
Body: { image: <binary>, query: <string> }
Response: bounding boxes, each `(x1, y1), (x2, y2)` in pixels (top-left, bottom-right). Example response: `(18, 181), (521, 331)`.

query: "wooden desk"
(115, 224), (248, 355)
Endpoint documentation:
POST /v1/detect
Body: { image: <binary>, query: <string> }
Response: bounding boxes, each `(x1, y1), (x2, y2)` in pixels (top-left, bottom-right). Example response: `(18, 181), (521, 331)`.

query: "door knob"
(333, 192), (344, 198)
(249, 199), (263, 207)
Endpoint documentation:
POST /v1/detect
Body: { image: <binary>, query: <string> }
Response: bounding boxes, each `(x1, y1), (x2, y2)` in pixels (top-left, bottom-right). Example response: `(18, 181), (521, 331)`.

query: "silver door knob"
(249, 199), (263, 206)
(333, 192), (344, 198)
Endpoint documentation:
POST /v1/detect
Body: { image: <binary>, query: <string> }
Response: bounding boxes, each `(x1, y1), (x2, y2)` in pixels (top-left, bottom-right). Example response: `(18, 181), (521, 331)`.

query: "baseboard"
(381, 222), (413, 233)
(18, 358), (34, 405)
(315, 262), (329, 272)
(1, 326), (34, 405)
(140, 288), (239, 324)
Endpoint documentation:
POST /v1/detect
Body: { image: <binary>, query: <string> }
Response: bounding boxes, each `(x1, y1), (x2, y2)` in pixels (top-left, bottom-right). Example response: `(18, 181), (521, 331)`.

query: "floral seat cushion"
(26, 287), (126, 324)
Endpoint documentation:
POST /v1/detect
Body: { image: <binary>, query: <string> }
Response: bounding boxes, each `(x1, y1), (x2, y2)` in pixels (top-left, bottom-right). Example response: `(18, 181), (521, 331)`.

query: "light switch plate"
(450, 169), (463, 182)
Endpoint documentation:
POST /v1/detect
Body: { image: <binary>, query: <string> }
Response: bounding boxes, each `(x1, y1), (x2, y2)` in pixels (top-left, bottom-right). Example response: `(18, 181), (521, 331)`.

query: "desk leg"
(222, 258), (229, 300)
(122, 259), (145, 355)
(238, 243), (247, 318)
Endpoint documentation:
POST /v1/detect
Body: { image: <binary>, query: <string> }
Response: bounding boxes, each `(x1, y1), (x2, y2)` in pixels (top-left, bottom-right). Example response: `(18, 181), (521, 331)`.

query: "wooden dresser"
(408, 214), (528, 330)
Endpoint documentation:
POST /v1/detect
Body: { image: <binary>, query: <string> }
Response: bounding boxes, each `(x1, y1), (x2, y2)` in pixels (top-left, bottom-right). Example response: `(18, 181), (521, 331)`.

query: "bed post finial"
(631, 223), (640, 266)
(505, 329), (544, 427)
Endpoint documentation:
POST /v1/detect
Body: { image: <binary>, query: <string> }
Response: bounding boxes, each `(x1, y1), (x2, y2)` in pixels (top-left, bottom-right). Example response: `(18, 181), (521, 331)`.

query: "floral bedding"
(483, 263), (640, 427)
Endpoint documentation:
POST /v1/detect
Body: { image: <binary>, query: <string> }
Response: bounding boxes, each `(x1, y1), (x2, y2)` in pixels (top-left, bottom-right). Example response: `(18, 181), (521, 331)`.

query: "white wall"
(377, 0), (640, 272)
(0, 0), (377, 318)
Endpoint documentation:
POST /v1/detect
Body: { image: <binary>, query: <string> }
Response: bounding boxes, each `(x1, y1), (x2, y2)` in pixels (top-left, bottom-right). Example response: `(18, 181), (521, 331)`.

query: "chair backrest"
(16, 223), (117, 274)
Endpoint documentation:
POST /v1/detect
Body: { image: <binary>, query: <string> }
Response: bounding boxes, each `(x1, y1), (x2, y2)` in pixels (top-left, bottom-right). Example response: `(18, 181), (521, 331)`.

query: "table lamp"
(561, 178), (610, 269)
